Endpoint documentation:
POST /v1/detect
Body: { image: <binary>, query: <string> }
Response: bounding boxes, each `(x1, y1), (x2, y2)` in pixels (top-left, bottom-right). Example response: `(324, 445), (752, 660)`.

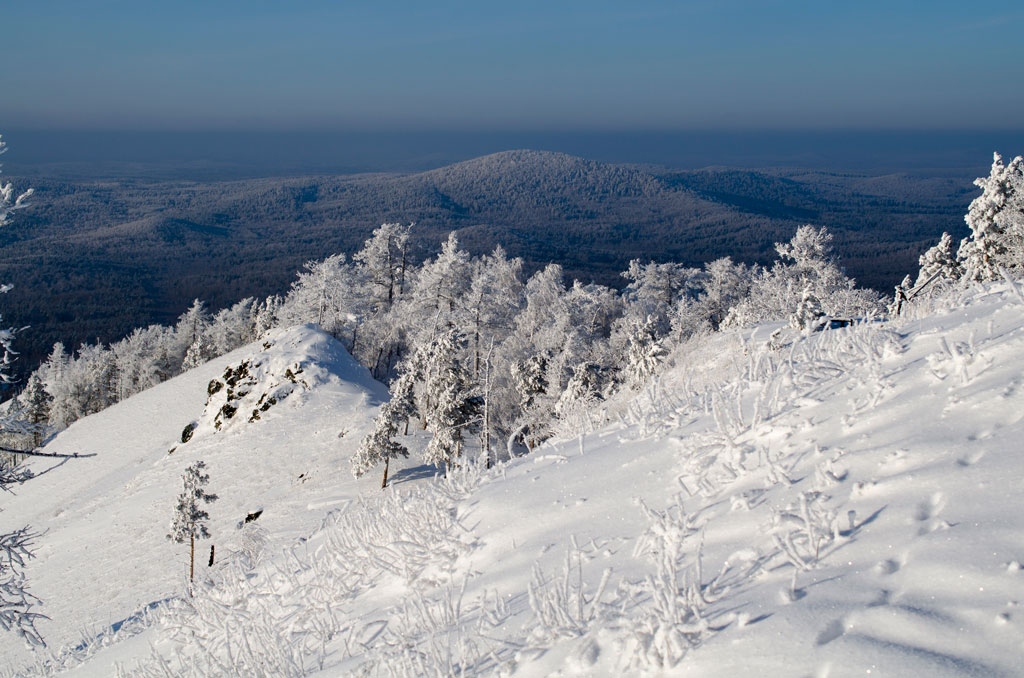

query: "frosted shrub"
(771, 491), (840, 571)
(527, 537), (612, 641)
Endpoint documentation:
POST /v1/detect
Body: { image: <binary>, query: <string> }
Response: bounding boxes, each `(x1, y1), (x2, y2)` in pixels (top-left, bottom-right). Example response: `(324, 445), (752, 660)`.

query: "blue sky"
(2, 1), (1023, 131)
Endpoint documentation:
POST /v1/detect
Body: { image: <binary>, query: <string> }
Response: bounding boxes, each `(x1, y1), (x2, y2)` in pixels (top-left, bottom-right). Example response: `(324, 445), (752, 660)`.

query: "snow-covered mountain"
(3, 285), (1024, 677)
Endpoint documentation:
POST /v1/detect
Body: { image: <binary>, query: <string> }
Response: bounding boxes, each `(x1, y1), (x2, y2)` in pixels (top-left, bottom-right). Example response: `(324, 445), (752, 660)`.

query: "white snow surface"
(3, 288), (1024, 677)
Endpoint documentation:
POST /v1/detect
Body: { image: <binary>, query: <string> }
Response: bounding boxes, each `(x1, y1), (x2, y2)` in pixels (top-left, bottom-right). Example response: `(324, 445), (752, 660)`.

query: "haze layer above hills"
(0, 149), (975, 373)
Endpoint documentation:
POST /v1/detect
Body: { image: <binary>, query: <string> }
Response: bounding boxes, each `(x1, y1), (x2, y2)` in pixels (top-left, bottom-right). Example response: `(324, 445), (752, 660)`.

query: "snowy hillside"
(4, 285), (1024, 677)
(0, 325), (394, 663)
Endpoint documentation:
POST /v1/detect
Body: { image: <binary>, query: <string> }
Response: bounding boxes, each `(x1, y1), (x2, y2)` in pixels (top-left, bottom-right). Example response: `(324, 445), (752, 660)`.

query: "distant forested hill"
(0, 149), (975, 375)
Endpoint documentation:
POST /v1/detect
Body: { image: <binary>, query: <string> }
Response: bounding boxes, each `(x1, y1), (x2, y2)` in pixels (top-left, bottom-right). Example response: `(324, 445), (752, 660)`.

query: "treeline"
(0, 150), (973, 379)
(3, 221), (883, 465)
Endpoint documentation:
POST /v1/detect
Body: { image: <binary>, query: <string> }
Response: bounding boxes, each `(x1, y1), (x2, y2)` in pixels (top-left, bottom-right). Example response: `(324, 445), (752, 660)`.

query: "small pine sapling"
(168, 461), (218, 583)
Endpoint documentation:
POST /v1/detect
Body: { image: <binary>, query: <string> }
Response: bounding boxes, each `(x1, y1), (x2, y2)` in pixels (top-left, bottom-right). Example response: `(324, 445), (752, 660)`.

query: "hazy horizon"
(5, 128), (1024, 181)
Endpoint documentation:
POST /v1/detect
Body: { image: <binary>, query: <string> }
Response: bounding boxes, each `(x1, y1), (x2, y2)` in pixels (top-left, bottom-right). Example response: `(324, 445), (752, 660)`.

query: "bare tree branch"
(0, 446), (96, 459)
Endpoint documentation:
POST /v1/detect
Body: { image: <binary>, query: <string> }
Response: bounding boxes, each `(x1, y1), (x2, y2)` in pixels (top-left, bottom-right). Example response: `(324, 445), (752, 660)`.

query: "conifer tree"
(421, 328), (480, 470)
(791, 287), (826, 331)
(624, 316), (667, 388)
(18, 374), (50, 448)
(175, 299), (212, 371)
(168, 461), (218, 583)
(511, 353), (551, 450)
(958, 153), (1024, 281)
(352, 400), (409, 489)
(916, 232), (962, 288)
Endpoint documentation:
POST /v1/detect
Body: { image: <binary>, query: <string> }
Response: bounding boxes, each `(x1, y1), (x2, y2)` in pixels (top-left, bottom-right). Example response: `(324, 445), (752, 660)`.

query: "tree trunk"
(382, 455), (390, 489)
(189, 534), (195, 582)
(208, 544), (215, 567)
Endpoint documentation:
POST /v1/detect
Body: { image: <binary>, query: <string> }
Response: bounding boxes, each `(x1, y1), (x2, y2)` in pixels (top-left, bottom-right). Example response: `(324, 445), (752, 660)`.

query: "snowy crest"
(184, 324), (384, 442)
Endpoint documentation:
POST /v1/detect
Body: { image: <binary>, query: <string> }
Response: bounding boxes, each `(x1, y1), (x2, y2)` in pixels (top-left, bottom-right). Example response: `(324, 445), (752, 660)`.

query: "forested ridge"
(0, 150), (974, 378)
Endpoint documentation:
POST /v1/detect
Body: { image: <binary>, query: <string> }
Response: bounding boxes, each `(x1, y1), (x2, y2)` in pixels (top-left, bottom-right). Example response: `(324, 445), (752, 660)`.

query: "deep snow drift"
(3, 287), (1024, 677)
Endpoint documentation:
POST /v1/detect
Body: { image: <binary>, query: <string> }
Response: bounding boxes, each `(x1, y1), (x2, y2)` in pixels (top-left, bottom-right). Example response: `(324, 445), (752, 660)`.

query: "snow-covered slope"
(0, 325), (395, 663)
(5, 286), (1024, 677)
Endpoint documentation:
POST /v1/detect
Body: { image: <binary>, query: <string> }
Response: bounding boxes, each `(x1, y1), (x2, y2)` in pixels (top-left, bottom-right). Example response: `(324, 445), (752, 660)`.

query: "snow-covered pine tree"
(43, 343), (116, 428)
(354, 346), (421, 489)
(958, 152), (1024, 281)
(109, 326), (165, 402)
(620, 260), (699, 336)
(168, 461), (218, 582)
(624, 316), (667, 389)
(175, 299), (212, 371)
(723, 225), (879, 328)
(182, 337), (208, 371)
(352, 400), (409, 489)
(791, 286), (826, 331)
(511, 353), (551, 450)
(278, 254), (366, 344)
(511, 354), (548, 411)
(916, 232), (962, 288)
(251, 295), (281, 339)
(421, 328), (480, 471)
(694, 256), (751, 330)
(18, 374), (49, 449)
(351, 224), (415, 378)
(554, 361), (605, 425)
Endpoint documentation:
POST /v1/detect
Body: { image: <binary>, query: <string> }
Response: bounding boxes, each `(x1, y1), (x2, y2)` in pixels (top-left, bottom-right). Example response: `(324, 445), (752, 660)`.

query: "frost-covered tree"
(790, 287), (826, 331)
(168, 461), (218, 582)
(916, 232), (962, 288)
(352, 400), (409, 489)
(208, 297), (256, 355)
(461, 246), (525, 375)
(352, 224), (415, 379)
(420, 329), (480, 470)
(554, 360), (605, 424)
(624, 316), (667, 388)
(17, 374), (49, 449)
(696, 257), (751, 330)
(352, 222), (412, 314)
(182, 338), (208, 371)
(43, 343), (115, 428)
(0, 523), (44, 647)
(109, 326), (168, 402)
(251, 295), (282, 339)
(404, 232), (472, 345)
(278, 254), (366, 343)
(0, 135), (32, 227)
(957, 152), (1024, 281)
(175, 299), (212, 370)
(724, 225), (879, 327)
(352, 400), (406, 486)
(619, 260), (700, 337)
